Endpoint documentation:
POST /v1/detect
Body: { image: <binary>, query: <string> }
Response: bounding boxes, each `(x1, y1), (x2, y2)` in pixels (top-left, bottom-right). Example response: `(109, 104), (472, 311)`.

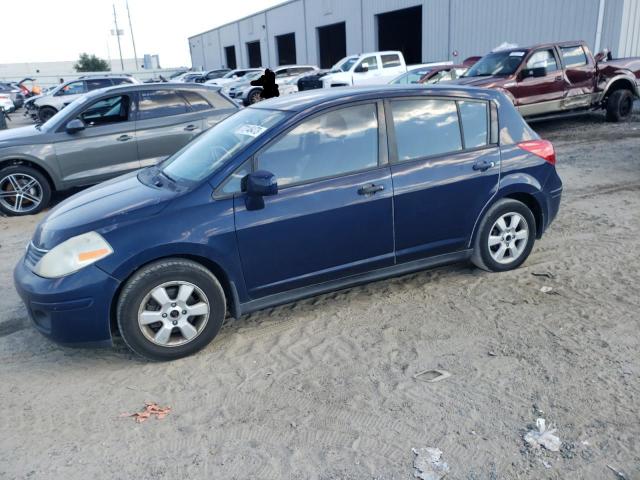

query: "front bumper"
(13, 259), (120, 347)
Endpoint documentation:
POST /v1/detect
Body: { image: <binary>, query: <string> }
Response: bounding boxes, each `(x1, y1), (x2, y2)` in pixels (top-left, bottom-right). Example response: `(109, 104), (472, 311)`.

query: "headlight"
(33, 231), (113, 278)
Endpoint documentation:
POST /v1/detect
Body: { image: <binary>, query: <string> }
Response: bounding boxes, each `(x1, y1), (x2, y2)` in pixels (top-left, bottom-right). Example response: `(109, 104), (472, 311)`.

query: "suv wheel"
(38, 106), (57, 123)
(0, 165), (52, 216)
(605, 89), (634, 122)
(247, 89), (262, 105)
(471, 199), (536, 272)
(117, 258), (226, 361)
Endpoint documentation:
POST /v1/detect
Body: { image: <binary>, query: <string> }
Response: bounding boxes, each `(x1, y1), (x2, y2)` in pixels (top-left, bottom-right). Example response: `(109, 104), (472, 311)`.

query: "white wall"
(265, 0), (307, 65)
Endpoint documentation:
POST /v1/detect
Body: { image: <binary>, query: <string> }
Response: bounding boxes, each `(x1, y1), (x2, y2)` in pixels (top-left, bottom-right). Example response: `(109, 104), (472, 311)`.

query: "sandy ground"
(0, 106), (639, 479)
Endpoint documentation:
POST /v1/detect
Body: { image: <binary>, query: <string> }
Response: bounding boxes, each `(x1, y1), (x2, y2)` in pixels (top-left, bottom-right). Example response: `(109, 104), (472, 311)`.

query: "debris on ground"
(524, 418), (561, 452)
(539, 286), (560, 295)
(532, 272), (555, 279)
(413, 369), (451, 382)
(122, 402), (171, 423)
(412, 447), (450, 480)
(607, 464), (629, 480)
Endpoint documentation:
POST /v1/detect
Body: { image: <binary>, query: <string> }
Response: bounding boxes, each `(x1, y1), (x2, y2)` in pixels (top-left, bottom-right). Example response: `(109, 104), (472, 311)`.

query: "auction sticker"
(509, 51), (525, 57)
(235, 124), (267, 137)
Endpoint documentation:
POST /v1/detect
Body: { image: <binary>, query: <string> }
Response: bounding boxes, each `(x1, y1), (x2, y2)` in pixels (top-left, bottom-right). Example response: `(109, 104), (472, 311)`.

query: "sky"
(0, 0), (288, 68)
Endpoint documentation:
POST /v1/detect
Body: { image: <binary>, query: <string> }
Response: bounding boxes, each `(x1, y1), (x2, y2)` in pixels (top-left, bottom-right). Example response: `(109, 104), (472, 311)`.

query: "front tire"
(0, 165), (52, 216)
(247, 89), (262, 105)
(117, 258), (226, 361)
(605, 89), (634, 122)
(38, 106), (57, 123)
(471, 199), (536, 272)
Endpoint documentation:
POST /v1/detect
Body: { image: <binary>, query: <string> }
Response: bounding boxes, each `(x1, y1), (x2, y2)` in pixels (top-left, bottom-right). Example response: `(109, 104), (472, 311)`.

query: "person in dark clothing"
(250, 69), (279, 101)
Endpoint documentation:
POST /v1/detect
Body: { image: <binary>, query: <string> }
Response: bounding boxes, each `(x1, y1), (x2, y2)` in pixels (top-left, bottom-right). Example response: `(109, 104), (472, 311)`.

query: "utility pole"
(112, 4), (124, 71)
(126, 0), (139, 70)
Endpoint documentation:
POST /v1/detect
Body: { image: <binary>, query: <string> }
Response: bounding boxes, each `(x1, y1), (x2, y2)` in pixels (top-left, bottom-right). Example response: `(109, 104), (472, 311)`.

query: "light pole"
(112, 3), (124, 71)
(126, 0), (139, 70)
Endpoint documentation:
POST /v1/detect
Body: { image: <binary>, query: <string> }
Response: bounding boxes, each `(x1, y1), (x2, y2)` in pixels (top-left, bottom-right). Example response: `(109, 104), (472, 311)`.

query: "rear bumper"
(13, 259), (119, 347)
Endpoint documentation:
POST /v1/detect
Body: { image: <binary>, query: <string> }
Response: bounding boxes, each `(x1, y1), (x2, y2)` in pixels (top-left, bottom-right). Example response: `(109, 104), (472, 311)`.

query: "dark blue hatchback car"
(14, 85), (562, 360)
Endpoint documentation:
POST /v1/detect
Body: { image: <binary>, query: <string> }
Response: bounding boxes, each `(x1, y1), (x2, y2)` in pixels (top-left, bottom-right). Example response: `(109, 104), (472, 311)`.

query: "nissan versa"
(14, 86), (562, 361)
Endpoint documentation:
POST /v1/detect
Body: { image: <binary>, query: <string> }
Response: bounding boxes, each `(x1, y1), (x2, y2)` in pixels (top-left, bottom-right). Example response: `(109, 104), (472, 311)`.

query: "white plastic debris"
(524, 418), (561, 452)
(540, 286), (554, 294)
(412, 447), (450, 480)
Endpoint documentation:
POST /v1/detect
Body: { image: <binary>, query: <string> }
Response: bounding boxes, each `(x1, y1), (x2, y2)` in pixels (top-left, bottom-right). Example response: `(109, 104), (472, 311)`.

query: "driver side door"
(352, 55), (382, 85)
(53, 93), (139, 187)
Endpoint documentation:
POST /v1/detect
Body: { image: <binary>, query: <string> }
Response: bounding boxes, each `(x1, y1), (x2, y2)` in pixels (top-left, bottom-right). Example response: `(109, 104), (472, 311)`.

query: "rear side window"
(458, 100), (488, 148)
(560, 46), (588, 67)
(381, 54), (401, 68)
(59, 81), (86, 96)
(86, 79), (113, 91)
(138, 90), (189, 120)
(181, 90), (212, 112)
(526, 49), (559, 71)
(390, 99), (462, 161)
(257, 104), (378, 186)
(112, 78), (133, 85)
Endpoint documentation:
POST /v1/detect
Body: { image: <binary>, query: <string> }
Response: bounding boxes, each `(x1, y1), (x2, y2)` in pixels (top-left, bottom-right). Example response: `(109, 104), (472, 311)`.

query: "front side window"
(526, 49), (558, 72)
(257, 104), (379, 187)
(161, 108), (288, 183)
(138, 90), (189, 120)
(458, 100), (488, 148)
(381, 54), (401, 68)
(80, 95), (130, 127)
(58, 81), (86, 96)
(391, 99), (462, 161)
(464, 50), (526, 77)
(180, 90), (212, 112)
(112, 78), (133, 85)
(560, 46), (588, 67)
(357, 56), (378, 72)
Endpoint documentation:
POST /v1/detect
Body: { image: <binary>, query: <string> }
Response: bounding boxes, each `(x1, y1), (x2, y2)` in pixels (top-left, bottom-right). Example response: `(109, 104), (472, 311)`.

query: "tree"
(74, 53), (110, 72)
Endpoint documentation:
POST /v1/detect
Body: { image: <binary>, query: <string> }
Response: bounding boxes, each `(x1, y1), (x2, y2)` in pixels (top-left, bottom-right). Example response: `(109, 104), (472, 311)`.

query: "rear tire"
(38, 106), (57, 123)
(605, 89), (634, 122)
(117, 258), (226, 361)
(0, 165), (51, 216)
(471, 199), (536, 272)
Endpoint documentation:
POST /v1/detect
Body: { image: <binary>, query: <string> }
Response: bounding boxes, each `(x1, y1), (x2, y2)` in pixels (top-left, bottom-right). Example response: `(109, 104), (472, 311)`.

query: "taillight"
(518, 139), (556, 165)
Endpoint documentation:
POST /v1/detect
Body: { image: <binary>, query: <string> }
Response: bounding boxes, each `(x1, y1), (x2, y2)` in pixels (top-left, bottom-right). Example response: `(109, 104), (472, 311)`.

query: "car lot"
(0, 104), (639, 478)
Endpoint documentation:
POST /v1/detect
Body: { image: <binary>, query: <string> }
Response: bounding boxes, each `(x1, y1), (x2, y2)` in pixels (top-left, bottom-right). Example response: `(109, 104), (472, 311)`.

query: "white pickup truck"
(320, 51), (407, 88)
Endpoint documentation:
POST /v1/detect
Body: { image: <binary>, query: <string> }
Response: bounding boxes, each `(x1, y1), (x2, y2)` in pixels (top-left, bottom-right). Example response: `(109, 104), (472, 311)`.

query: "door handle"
(116, 134), (132, 142)
(184, 124), (198, 132)
(358, 183), (385, 195)
(555, 76), (562, 81)
(473, 160), (495, 172)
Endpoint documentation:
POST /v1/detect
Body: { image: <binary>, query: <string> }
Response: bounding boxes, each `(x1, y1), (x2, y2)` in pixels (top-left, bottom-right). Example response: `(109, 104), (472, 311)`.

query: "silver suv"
(34, 75), (140, 123)
(0, 83), (238, 215)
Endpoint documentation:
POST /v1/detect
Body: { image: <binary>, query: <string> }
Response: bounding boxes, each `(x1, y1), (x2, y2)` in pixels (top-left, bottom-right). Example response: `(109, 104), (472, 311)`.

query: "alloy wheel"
(0, 173), (44, 214)
(137, 281), (210, 347)
(488, 212), (529, 264)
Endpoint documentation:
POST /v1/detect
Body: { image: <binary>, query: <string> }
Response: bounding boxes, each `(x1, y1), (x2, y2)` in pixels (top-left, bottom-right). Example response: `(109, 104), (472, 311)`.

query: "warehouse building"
(189, 0), (640, 70)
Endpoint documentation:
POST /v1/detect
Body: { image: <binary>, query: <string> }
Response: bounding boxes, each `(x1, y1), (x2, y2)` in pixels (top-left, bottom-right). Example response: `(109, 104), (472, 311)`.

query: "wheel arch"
(0, 157), (59, 191)
(108, 253), (241, 337)
(602, 75), (639, 100)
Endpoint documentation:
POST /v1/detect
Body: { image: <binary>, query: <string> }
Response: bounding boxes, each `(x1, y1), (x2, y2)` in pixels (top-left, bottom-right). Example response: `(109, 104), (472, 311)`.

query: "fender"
(467, 172), (546, 248)
(0, 151), (63, 191)
(598, 73), (639, 98)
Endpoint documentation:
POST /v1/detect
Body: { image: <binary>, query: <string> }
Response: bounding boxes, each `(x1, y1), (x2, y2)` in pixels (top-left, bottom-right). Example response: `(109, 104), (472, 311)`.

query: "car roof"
(490, 40), (586, 54)
(252, 85), (502, 112)
(79, 82), (223, 100)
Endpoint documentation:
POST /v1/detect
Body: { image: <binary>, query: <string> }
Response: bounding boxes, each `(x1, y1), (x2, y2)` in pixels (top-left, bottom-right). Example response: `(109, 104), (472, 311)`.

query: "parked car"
(176, 69), (231, 84)
(13, 85), (562, 360)
(390, 64), (468, 85)
(206, 68), (262, 87)
(228, 65), (318, 105)
(0, 83), (238, 215)
(0, 92), (15, 113)
(33, 75), (140, 123)
(319, 51), (407, 88)
(454, 40), (640, 121)
(0, 83), (23, 110)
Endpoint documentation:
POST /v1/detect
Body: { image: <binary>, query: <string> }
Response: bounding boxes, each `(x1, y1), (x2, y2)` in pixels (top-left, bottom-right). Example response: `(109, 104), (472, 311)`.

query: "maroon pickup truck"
(453, 40), (640, 122)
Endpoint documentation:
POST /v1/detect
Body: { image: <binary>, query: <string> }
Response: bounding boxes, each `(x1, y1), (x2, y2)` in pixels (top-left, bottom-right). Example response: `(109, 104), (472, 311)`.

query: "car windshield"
(391, 68), (432, 84)
(334, 57), (358, 72)
(464, 50), (527, 77)
(160, 108), (289, 183)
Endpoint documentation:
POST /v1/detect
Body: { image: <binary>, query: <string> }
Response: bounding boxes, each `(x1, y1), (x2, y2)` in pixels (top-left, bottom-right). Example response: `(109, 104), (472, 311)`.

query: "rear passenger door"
(388, 97), (500, 262)
(134, 89), (205, 167)
(558, 44), (596, 109)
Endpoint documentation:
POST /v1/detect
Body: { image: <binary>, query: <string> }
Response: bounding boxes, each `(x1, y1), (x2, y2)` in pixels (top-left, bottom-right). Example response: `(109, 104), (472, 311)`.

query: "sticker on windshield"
(235, 124), (267, 137)
(509, 51), (525, 57)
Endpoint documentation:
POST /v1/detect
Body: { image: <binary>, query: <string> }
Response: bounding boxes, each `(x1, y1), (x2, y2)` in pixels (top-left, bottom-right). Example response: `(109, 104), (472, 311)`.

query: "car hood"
(0, 125), (45, 147)
(322, 71), (351, 84)
(32, 170), (177, 250)
(449, 75), (506, 88)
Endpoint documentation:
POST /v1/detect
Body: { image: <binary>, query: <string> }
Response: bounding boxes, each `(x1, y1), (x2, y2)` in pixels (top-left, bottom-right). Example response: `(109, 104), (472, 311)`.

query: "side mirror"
(65, 118), (85, 134)
(355, 64), (369, 73)
(242, 170), (278, 210)
(520, 66), (547, 79)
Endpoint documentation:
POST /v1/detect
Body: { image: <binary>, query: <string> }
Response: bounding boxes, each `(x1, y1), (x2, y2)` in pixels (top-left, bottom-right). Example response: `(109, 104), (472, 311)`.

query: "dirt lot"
(0, 106), (639, 479)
